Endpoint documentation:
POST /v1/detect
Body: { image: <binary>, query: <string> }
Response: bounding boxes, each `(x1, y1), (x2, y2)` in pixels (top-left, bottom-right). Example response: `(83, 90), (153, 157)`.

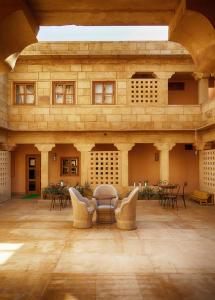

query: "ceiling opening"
(37, 25), (168, 41)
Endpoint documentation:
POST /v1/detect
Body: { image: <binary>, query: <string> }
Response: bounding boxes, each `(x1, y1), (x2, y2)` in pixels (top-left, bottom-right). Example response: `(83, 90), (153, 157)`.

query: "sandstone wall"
(0, 74), (8, 129)
(7, 41), (203, 131)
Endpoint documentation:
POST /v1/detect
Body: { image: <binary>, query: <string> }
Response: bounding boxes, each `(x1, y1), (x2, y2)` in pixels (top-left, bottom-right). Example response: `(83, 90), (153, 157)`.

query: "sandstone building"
(0, 41), (215, 200)
(0, 0), (215, 201)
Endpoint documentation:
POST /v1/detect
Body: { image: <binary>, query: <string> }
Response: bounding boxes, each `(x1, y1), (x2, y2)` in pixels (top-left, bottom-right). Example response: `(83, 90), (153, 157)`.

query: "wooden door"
(26, 155), (41, 194)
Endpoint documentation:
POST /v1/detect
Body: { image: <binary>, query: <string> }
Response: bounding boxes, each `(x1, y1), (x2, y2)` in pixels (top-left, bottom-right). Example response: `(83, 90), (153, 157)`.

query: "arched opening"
(168, 72), (198, 105)
(131, 72), (156, 79)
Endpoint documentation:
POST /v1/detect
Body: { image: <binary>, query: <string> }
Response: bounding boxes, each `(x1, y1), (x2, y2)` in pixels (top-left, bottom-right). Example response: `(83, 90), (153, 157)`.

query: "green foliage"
(138, 186), (158, 200)
(42, 184), (69, 198)
(42, 183), (85, 199)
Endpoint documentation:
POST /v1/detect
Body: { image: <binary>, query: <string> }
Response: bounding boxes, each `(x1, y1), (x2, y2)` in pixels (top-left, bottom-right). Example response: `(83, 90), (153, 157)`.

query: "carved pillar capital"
(153, 72), (175, 79)
(74, 143), (95, 152)
(194, 141), (213, 151)
(192, 72), (209, 80)
(154, 142), (176, 152)
(35, 144), (55, 152)
(114, 143), (135, 152)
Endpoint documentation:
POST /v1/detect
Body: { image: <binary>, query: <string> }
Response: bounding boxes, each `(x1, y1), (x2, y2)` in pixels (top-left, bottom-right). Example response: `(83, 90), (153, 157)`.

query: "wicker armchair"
(69, 187), (95, 228)
(115, 187), (139, 230)
(92, 184), (118, 224)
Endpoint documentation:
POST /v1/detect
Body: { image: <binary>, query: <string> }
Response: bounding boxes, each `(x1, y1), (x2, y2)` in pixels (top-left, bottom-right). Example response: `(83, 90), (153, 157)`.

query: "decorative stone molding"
(193, 142), (213, 151)
(200, 149), (215, 192)
(153, 72), (175, 79)
(129, 79), (159, 105)
(74, 143), (95, 152)
(0, 144), (16, 151)
(35, 144), (55, 152)
(154, 142), (176, 152)
(192, 72), (209, 80)
(114, 143), (134, 152)
(89, 151), (120, 186)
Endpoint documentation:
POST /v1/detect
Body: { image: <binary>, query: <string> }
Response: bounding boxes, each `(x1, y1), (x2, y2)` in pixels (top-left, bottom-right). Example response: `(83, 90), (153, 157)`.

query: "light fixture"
(52, 153), (57, 161)
(155, 153), (159, 161)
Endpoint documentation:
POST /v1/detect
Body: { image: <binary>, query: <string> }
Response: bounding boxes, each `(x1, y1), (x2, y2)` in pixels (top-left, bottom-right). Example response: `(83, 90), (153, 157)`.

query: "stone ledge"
(21, 41), (190, 57)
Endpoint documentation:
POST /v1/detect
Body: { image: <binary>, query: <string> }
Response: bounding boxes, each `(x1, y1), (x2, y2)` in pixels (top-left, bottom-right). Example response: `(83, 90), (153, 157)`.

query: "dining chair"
(164, 184), (180, 209)
(178, 182), (187, 208)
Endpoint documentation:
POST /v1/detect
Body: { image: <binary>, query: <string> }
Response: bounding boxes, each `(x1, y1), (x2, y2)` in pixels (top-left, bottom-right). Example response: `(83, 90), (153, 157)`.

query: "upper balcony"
(6, 42), (215, 131)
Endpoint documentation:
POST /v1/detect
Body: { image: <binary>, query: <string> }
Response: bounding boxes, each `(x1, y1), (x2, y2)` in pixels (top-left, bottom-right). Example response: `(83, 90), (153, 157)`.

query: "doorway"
(26, 155), (41, 194)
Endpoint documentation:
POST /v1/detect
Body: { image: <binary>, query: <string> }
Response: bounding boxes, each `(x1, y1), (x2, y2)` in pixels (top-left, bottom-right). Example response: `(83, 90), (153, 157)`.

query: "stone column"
(114, 143), (134, 187)
(74, 143), (95, 186)
(35, 144), (55, 190)
(193, 72), (209, 104)
(154, 142), (175, 182)
(153, 72), (175, 105)
(0, 144), (16, 201)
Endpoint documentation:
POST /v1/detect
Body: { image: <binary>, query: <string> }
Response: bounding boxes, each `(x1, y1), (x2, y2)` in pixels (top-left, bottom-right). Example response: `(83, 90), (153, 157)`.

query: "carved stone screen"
(89, 151), (120, 185)
(201, 150), (215, 192)
(129, 79), (158, 104)
(0, 151), (11, 202)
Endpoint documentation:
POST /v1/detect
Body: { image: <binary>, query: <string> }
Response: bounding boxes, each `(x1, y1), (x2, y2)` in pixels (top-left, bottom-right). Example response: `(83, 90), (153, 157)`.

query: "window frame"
(92, 81), (115, 105)
(60, 157), (79, 176)
(14, 82), (36, 105)
(52, 81), (76, 105)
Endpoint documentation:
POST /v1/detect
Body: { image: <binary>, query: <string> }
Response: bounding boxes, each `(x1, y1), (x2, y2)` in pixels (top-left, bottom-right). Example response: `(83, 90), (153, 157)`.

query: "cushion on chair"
(96, 195), (116, 200)
(191, 190), (209, 200)
(96, 204), (115, 211)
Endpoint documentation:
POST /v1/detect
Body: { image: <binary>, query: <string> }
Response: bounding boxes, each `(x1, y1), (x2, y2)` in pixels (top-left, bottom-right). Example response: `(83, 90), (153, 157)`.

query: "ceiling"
(26, 0), (180, 26)
(0, 0), (215, 72)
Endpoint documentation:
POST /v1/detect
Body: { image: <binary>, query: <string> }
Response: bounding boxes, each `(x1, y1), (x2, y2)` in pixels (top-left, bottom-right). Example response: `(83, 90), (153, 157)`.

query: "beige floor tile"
(0, 198), (215, 299)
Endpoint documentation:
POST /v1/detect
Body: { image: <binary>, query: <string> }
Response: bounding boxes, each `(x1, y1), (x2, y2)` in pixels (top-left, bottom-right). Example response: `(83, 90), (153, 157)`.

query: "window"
(93, 81), (115, 104)
(61, 157), (79, 176)
(14, 82), (35, 105)
(53, 82), (75, 104)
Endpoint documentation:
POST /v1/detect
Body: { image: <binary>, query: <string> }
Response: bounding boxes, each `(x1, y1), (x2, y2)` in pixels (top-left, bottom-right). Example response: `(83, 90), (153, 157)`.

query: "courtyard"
(0, 198), (215, 300)
(0, 1), (215, 299)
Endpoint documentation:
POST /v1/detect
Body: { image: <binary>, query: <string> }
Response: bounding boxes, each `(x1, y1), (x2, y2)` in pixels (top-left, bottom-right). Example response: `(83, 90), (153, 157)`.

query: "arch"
(0, 9), (38, 73)
(169, 9), (215, 72)
(131, 72), (156, 79)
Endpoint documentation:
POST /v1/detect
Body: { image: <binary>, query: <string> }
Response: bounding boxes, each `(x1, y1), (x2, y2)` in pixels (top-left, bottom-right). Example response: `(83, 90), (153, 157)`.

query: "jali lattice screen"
(129, 79), (158, 104)
(202, 150), (215, 191)
(0, 151), (10, 202)
(89, 151), (120, 185)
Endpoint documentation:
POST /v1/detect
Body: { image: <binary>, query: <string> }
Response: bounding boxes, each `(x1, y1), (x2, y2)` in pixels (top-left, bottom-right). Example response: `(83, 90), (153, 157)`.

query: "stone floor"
(0, 198), (215, 300)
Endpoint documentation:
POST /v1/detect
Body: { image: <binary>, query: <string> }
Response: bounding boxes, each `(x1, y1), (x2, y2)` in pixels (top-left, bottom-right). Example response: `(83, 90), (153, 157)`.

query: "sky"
(37, 25), (168, 41)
